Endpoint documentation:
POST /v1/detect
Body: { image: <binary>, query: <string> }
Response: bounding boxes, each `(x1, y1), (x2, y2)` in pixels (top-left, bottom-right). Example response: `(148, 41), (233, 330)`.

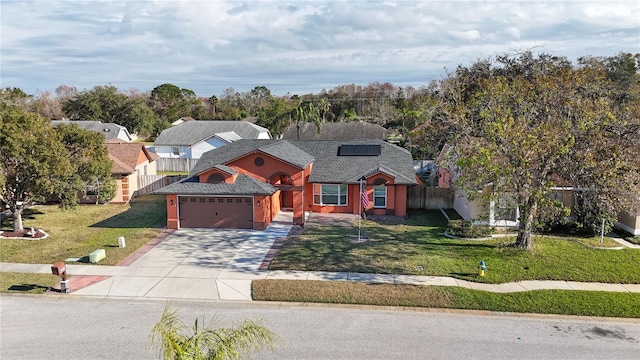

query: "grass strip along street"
(253, 280), (640, 318)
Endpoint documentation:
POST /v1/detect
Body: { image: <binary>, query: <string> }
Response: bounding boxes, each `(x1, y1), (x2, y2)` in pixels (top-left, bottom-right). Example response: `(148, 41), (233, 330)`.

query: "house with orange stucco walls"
(103, 140), (158, 204)
(155, 139), (417, 230)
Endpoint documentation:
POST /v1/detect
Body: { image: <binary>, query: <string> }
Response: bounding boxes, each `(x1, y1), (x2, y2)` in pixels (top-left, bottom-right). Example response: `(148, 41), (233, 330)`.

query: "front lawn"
(0, 195), (166, 265)
(269, 210), (640, 284)
(253, 280), (640, 318)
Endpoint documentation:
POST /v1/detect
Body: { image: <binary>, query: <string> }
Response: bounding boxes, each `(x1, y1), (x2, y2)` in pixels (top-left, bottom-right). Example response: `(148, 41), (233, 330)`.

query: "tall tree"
(434, 52), (640, 249)
(245, 86), (272, 115)
(0, 87), (31, 108)
(0, 105), (71, 231)
(30, 91), (65, 120)
(54, 84), (78, 102)
(62, 85), (161, 139)
(151, 306), (276, 360)
(317, 97), (331, 122)
(289, 101), (321, 138)
(217, 87), (249, 120)
(149, 83), (207, 123)
(55, 124), (116, 208)
(255, 96), (295, 137)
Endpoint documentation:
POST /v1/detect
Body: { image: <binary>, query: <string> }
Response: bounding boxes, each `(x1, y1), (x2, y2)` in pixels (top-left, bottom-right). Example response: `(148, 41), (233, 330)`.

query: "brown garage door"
(179, 196), (253, 229)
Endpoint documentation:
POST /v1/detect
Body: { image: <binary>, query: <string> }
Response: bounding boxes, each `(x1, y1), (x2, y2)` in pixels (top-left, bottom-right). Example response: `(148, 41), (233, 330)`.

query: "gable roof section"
(154, 174), (276, 196)
(282, 122), (388, 140)
(258, 141), (315, 168)
(109, 154), (135, 175)
(52, 120), (133, 141)
(190, 140), (315, 176)
(344, 164), (416, 184)
(105, 140), (158, 175)
(154, 120), (271, 146)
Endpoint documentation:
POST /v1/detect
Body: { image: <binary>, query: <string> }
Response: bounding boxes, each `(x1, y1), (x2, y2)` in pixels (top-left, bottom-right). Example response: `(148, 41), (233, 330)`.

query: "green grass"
(253, 280), (640, 318)
(0, 195), (166, 265)
(0, 272), (60, 294)
(270, 210), (640, 284)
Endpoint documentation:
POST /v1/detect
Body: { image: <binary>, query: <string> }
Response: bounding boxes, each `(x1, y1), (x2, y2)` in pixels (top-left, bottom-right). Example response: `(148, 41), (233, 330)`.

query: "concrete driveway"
(70, 211), (293, 301)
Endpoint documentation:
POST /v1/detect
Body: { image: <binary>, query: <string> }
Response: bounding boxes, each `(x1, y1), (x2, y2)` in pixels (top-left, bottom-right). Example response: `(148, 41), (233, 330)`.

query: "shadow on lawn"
(8, 284), (49, 292)
(90, 195), (166, 229)
(1, 208), (46, 228)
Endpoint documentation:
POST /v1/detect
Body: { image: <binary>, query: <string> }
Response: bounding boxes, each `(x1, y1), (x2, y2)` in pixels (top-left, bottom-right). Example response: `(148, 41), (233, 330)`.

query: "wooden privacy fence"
(156, 158), (199, 173)
(407, 186), (454, 210)
(135, 175), (187, 196)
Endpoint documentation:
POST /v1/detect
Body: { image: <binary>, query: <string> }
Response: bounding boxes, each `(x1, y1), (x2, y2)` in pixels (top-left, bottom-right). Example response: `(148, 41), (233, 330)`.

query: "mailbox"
(51, 261), (67, 281)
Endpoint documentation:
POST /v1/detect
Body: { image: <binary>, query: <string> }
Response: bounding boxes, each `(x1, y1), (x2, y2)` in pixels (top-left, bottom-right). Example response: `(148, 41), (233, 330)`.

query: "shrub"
(447, 220), (493, 238)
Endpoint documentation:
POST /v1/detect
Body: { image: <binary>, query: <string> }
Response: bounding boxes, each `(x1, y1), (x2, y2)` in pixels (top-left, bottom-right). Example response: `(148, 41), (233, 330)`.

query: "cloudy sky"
(1, 1), (639, 97)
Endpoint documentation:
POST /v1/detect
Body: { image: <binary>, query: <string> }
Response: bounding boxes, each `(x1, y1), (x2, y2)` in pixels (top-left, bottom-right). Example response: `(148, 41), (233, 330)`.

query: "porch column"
(293, 190), (305, 225)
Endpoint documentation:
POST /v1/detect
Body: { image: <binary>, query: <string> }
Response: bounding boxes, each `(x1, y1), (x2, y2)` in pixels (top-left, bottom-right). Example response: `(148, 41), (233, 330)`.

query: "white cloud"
(1, 1), (638, 96)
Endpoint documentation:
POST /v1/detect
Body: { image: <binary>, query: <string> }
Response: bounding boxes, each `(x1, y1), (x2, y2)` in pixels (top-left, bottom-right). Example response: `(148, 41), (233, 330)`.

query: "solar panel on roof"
(338, 144), (381, 156)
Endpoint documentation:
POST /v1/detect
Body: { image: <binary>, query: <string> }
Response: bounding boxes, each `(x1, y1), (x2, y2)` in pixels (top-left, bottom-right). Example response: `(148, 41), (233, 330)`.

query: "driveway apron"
(70, 211), (293, 301)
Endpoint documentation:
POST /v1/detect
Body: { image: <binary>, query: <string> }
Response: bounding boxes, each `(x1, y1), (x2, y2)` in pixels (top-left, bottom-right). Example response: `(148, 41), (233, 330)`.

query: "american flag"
(361, 184), (370, 208)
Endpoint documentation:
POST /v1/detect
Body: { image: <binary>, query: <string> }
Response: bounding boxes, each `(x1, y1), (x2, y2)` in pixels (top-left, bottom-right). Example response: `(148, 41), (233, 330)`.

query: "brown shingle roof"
(105, 140), (157, 175)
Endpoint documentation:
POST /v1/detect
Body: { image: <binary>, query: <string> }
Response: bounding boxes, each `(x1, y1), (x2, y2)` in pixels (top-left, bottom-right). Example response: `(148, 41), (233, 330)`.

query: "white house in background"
(51, 120), (134, 142)
(153, 120), (272, 159)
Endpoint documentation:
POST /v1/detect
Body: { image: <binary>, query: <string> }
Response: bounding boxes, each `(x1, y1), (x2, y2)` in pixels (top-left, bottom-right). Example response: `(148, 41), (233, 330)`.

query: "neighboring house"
(153, 120), (272, 159)
(436, 144), (576, 227)
(155, 139), (417, 230)
(616, 197), (640, 236)
(103, 140), (158, 203)
(282, 122), (388, 141)
(51, 120), (134, 142)
(437, 145), (640, 234)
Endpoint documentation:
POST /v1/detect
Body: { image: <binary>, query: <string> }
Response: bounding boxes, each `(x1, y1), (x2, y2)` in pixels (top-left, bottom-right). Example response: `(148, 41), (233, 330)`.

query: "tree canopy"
(1, 105), (71, 231)
(55, 123), (116, 208)
(62, 85), (163, 138)
(0, 105), (116, 231)
(430, 52), (640, 249)
(149, 83), (207, 125)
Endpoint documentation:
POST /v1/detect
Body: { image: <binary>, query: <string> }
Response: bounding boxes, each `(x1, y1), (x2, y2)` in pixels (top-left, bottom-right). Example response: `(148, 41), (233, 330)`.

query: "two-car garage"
(178, 196), (254, 229)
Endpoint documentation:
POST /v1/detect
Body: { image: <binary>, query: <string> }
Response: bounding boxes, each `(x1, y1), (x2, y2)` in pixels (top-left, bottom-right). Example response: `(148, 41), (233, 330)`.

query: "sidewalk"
(2, 262), (640, 301)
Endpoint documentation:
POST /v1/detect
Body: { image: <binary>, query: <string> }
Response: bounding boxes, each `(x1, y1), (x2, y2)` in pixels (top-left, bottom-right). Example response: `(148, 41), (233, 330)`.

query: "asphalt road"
(1, 295), (639, 360)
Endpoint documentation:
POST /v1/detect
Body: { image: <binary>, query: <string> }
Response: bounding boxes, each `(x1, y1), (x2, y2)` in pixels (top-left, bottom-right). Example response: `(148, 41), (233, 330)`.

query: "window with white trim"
(172, 146), (180, 156)
(313, 184), (348, 206)
(373, 186), (386, 207)
(495, 197), (517, 221)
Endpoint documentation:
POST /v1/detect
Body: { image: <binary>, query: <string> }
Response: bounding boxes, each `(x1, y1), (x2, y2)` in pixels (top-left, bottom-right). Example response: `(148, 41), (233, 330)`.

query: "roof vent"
(103, 128), (111, 132)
